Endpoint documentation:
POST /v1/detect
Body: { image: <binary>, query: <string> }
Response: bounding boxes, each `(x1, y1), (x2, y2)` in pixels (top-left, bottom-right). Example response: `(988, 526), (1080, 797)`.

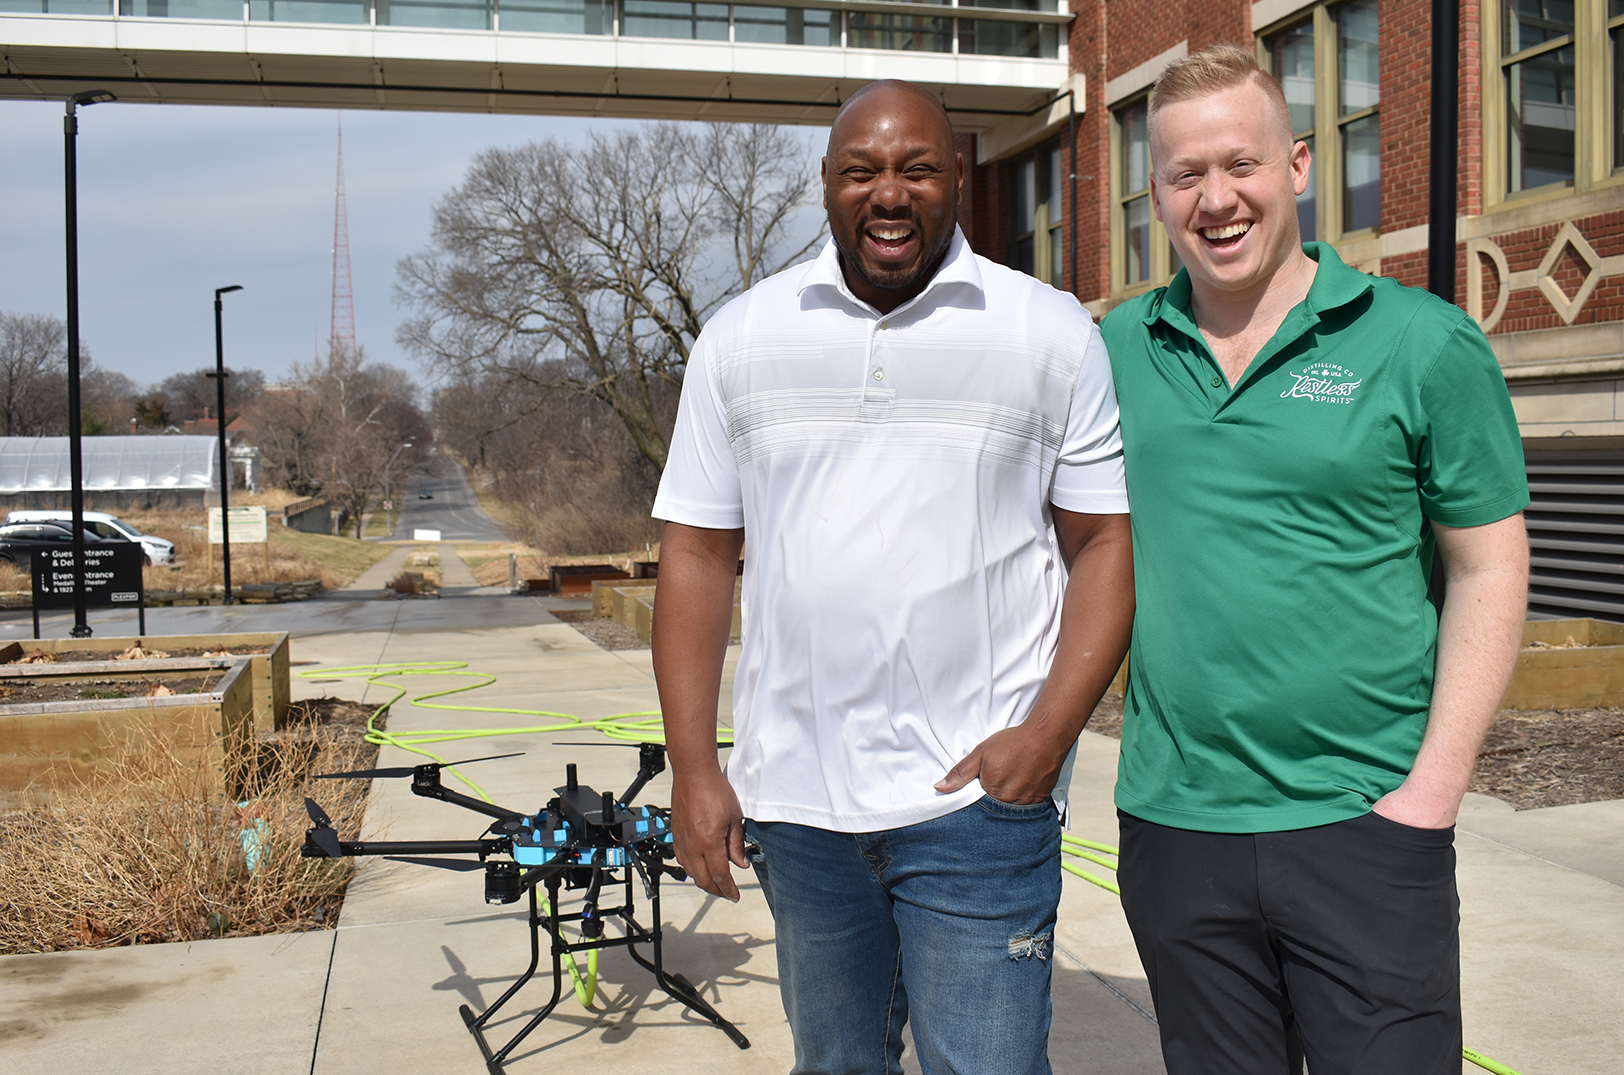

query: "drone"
(301, 742), (750, 1074)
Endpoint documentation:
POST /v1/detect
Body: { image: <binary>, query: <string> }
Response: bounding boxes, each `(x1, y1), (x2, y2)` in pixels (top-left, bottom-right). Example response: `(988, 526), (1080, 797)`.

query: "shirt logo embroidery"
(1281, 362), (1361, 405)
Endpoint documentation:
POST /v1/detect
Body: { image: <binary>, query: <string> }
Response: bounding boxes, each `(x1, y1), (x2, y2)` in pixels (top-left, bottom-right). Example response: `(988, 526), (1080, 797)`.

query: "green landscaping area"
(270, 529), (394, 584)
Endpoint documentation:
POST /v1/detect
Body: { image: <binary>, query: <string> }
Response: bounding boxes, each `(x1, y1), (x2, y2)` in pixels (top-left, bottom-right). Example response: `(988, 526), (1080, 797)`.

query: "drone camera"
(485, 861), (523, 905)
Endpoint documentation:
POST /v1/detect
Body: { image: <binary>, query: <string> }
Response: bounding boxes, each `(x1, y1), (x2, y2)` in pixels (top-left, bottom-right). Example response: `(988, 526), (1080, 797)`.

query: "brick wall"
(963, 0), (1621, 342)
(1479, 211), (1624, 334)
(1382, 0), (1433, 234)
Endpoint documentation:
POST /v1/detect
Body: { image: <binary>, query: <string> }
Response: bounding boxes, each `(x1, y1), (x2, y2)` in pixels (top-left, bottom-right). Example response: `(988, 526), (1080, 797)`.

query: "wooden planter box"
(0, 658), (255, 808)
(1502, 618), (1624, 710)
(0, 631), (291, 735)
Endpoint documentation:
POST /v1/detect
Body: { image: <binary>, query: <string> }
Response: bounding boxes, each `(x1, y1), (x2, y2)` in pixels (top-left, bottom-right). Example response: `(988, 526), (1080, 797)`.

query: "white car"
(5, 510), (176, 565)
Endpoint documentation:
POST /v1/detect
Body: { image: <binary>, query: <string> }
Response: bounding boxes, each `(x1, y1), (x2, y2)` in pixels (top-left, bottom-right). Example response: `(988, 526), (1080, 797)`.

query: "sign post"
(31, 542), (146, 638)
(209, 506), (269, 601)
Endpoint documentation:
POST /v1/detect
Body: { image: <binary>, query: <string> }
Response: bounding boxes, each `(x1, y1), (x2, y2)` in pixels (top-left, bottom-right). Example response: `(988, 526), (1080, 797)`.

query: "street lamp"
(383, 440), (415, 536)
(207, 285), (243, 605)
(64, 88), (116, 639)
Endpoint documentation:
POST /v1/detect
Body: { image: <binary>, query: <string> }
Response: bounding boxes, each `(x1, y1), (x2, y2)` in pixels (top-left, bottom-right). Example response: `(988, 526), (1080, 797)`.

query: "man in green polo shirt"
(1099, 45), (1530, 1075)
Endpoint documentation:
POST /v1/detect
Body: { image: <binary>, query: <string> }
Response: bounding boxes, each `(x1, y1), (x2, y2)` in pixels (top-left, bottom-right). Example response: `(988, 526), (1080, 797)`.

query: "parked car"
(0, 522), (122, 573)
(5, 510), (175, 565)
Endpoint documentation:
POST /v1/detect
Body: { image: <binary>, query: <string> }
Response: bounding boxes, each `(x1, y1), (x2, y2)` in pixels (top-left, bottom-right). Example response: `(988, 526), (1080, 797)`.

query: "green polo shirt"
(1101, 243), (1528, 833)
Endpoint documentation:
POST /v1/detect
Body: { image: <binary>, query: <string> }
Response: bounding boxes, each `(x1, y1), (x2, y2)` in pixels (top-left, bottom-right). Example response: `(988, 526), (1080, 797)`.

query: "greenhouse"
(0, 436), (218, 510)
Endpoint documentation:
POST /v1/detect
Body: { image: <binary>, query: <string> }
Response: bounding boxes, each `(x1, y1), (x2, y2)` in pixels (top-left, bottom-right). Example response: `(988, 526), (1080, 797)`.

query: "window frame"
(1007, 139), (1066, 289)
(1258, 0), (1383, 246)
(1108, 92), (1176, 298)
(1482, 0), (1624, 209)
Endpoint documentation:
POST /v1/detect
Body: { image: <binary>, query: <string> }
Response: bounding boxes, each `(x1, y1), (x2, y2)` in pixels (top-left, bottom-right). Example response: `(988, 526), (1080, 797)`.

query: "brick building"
(958, 0), (1624, 620)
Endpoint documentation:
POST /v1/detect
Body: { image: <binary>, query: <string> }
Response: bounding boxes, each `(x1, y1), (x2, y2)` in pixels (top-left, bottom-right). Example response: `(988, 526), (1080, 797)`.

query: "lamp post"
(383, 440), (415, 536)
(207, 285), (243, 605)
(64, 88), (116, 639)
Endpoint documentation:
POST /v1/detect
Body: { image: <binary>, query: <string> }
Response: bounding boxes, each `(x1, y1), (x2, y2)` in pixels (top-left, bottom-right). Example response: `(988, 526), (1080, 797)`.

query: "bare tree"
(0, 313), (70, 436)
(155, 366), (266, 426)
(248, 346), (429, 533)
(396, 123), (824, 471)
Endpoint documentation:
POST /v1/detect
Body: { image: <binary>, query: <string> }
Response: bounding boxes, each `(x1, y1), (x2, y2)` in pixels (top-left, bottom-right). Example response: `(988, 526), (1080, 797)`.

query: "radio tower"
(329, 115), (357, 366)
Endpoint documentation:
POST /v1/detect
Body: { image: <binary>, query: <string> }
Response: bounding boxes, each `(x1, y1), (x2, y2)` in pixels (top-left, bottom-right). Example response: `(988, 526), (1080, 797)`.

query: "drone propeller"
(384, 855), (488, 873)
(304, 798), (343, 858)
(315, 752), (526, 780)
(552, 741), (732, 749)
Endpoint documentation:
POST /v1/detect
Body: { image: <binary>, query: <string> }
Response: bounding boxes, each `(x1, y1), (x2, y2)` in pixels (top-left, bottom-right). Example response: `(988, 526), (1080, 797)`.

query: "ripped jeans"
(746, 795), (1061, 1075)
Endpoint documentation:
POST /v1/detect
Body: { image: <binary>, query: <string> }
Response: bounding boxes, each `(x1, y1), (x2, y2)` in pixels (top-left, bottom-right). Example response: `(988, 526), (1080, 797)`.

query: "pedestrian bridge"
(0, 0), (1074, 130)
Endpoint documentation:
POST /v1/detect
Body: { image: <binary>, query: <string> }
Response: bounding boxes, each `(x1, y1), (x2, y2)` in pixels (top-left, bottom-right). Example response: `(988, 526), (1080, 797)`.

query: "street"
(386, 453), (508, 543)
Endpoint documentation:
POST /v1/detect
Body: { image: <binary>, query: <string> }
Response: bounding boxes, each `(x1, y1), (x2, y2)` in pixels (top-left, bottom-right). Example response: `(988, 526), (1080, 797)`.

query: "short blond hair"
(1148, 44), (1294, 146)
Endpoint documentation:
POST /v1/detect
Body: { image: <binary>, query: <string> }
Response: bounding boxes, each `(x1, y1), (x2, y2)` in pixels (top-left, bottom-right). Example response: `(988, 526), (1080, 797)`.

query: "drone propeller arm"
(412, 778), (526, 822)
(303, 838), (506, 860)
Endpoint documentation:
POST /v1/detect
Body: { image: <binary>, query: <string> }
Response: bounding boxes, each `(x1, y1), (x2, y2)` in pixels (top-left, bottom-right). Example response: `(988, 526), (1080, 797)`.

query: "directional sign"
(31, 542), (146, 611)
(209, 505), (268, 544)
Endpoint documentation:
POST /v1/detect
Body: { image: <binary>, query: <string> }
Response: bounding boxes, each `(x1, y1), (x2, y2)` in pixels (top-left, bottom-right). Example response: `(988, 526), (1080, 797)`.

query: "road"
(387, 454), (508, 543)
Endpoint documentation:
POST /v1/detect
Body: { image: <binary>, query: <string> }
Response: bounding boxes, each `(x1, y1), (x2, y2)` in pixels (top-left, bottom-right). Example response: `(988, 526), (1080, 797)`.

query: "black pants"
(1117, 810), (1461, 1075)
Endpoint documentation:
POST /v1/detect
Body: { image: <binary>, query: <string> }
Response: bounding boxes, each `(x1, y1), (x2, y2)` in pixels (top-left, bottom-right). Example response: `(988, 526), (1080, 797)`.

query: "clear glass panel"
(848, 13), (951, 52)
(1120, 99), (1149, 196)
(1611, 0), (1623, 16)
(1298, 134), (1318, 240)
(1506, 46), (1577, 190)
(958, 20), (1058, 58)
(1049, 223), (1063, 288)
(9, 0), (114, 10)
(622, 0), (729, 39)
(733, 6), (837, 45)
(1270, 20), (1317, 136)
(1014, 236), (1036, 277)
(1011, 157), (1036, 237)
(1125, 195), (1151, 285)
(1504, 0), (1574, 56)
(1047, 145), (1062, 216)
(501, 0), (612, 33)
(1337, 0), (1380, 114)
(250, 0), (366, 21)
(1614, 25), (1623, 170)
(119, 0), (241, 15)
(379, 0), (490, 26)
(1340, 114), (1379, 231)
(968, 0), (1056, 10)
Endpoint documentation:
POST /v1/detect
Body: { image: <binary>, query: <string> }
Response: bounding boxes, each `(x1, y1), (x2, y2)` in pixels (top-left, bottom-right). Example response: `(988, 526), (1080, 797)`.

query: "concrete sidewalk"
(2, 611), (1620, 1075)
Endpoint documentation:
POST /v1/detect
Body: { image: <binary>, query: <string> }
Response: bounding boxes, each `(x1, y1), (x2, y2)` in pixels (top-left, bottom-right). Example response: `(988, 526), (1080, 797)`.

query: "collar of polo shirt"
(798, 226), (984, 318)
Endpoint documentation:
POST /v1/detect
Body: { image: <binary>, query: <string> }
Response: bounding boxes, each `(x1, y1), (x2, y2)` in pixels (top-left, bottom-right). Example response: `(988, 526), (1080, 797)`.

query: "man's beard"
(831, 213), (956, 295)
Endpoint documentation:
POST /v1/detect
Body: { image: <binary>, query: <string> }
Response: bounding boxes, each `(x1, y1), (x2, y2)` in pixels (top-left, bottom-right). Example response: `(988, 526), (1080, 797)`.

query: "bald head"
(820, 78), (963, 314)
(828, 80), (954, 159)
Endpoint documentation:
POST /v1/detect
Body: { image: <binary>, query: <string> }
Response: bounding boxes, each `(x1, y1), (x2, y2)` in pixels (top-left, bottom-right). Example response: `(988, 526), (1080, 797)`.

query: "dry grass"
(0, 709), (374, 954)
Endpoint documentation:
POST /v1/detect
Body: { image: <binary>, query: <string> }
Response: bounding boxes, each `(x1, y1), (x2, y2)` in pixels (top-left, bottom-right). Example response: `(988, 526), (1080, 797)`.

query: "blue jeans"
(745, 796), (1061, 1075)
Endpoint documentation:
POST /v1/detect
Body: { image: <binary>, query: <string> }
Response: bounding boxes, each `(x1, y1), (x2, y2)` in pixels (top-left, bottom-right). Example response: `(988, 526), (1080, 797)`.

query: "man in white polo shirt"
(651, 79), (1133, 1075)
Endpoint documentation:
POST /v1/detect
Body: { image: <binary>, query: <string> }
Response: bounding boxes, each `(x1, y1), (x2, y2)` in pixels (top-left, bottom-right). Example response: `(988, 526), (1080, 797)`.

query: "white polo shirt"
(653, 227), (1128, 832)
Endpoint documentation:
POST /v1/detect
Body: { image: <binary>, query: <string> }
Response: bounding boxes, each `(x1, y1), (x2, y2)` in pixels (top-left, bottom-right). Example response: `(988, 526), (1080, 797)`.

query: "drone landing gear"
(460, 868), (749, 1074)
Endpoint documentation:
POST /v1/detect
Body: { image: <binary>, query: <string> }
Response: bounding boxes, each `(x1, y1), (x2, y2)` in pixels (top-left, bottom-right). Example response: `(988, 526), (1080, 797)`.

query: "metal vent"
(1522, 452), (1624, 623)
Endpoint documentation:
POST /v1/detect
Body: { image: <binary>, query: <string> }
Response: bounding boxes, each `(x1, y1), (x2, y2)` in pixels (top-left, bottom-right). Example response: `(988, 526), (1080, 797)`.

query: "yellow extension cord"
(300, 662), (1526, 1071)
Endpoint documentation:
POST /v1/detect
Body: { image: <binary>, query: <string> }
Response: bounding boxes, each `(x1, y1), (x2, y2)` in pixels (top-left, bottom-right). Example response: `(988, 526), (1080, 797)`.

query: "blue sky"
(0, 100), (823, 393)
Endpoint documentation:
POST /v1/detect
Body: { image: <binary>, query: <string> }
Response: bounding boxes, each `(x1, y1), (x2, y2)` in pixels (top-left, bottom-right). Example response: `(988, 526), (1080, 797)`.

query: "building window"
(957, 0), (1060, 58)
(1008, 140), (1065, 289)
(733, 5), (838, 45)
(848, 10), (952, 52)
(1260, 0), (1381, 241)
(1485, 0), (1623, 202)
(1107, 95), (1177, 294)
(1503, 0), (1577, 192)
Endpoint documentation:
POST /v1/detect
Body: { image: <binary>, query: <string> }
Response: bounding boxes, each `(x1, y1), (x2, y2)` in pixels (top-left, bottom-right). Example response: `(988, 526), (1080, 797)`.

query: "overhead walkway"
(0, 0), (1074, 129)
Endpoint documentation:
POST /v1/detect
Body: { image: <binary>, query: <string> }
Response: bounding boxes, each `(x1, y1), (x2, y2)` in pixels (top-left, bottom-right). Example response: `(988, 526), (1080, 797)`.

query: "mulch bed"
(551, 608), (648, 651)
(9, 646), (261, 663)
(0, 674), (224, 704)
(1083, 691), (1624, 811)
